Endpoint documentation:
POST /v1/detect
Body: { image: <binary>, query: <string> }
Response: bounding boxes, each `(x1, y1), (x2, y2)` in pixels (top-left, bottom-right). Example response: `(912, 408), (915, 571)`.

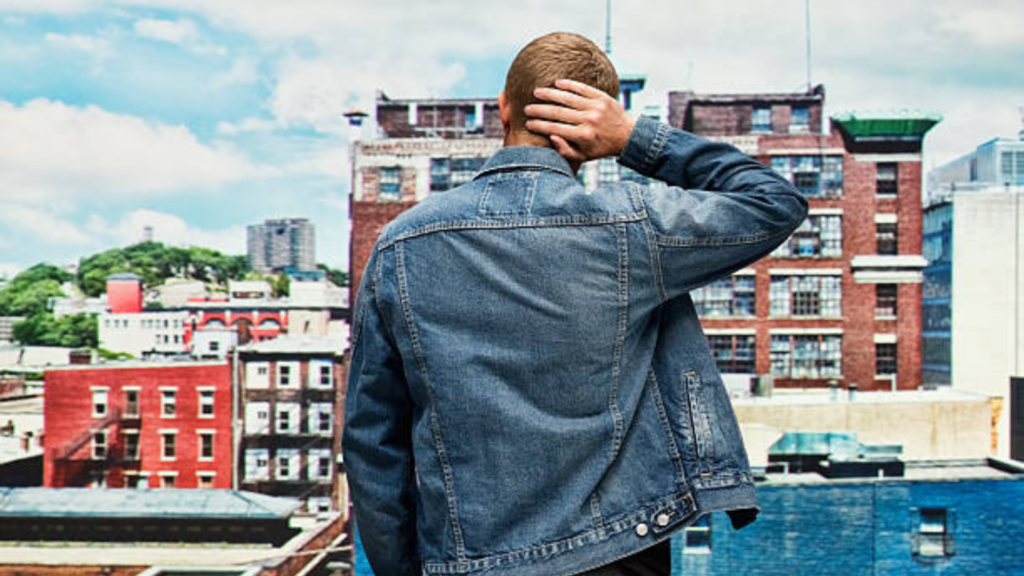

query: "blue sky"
(1, 0), (1022, 279)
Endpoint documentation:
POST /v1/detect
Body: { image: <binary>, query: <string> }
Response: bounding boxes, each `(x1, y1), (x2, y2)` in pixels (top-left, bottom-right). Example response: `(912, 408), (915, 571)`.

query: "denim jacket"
(343, 116), (809, 576)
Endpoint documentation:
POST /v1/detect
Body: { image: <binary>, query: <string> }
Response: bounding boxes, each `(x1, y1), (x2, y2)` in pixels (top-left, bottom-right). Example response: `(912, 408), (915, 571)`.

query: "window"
(914, 508), (955, 557)
(197, 473), (216, 489)
(876, 343), (897, 375)
(877, 223), (898, 255)
(277, 362), (299, 389)
(430, 158), (452, 192)
(245, 402), (271, 434)
(451, 157), (485, 187)
(876, 284), (898, 318)
(877, 162), (898, 196)
(708, 335), (756, 373)
(790, 106), (809, 133)
(125, 473), (149, 489)
(692, 275), (755, 317)
(770, 275), (842, 317)
(379, 167), (401, 201)
(246, 362), (270, 389)
(598, 158), (620, 183)
(197, 389), (215, 418)
(198, 432), (215, 460)
(771, 334), (842, 378)
(308, 448), (332, 481)
(124, 389), (139, 418)
(1001, 150), (1024, 184)
(309, 360), (333, 389)
(276, 402), (300, 434)
(752, 105), (771, 132)
(276, 449), (300, 481)
(308, 497), (333, 514)
(771, 156), (843, 197)
(683, 515), (711, 554)
(91, 388), (108, 418)
(161, 432), (176, 460)
(92, 431), (108, 459)
(123, 431), (139, 460)
(160, 474), (176, 489)
(773, 215), (842, 258)
(160, 389), (176, 418)
(210, 340), (220, 352)
(309, 403), (333, 435)
(245, 448), (270, 481)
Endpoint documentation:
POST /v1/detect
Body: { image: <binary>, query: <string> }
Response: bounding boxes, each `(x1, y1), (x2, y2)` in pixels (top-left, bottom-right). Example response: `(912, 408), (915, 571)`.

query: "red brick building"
(670, 86), (938, 390)
(348, 86), (938, 392)
(43, 361), (233, 489)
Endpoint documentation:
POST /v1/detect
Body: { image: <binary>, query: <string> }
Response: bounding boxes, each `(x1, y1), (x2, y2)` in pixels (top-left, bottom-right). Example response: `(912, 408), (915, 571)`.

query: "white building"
(98, 311), (189, 358)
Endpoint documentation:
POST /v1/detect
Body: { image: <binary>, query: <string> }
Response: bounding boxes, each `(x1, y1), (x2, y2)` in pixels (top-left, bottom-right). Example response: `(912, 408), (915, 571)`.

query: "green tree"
(317, 263), (349, 287)
(0, 264), (72, 316)
(13, 313), (97, 348)
(271, 273), (290, 298)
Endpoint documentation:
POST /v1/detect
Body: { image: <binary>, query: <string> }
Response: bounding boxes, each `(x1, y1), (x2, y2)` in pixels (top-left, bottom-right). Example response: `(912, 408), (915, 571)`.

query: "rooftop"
(43, 359), (227, 372)
(832, 110), (942, 140)
(762, 458), (1023, 485)
(734, 387), (991, 407)
(239, 334), (347, 356)
(0, 488), (300, 519)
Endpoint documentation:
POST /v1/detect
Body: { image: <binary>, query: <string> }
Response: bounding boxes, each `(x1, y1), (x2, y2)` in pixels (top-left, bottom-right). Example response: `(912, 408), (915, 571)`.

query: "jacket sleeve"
(342, 249), (419, 576)
(618, 116), (809, 301)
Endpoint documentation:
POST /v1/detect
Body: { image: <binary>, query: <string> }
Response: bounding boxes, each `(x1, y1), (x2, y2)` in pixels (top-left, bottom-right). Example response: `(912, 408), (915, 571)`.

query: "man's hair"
(504, 32), (619, 131)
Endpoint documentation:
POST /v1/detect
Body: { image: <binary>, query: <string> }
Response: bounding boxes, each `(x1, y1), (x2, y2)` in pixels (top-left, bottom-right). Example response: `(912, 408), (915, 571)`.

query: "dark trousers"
(577, 538), (671, 575)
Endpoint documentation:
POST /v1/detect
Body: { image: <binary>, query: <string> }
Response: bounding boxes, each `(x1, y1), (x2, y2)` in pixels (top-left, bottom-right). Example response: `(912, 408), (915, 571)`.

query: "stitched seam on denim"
(655, 222), (792, 248)
(349, 268), (373, 351)
(372, 247), (400, 344)
(684, 371), (713, 476)
(646, 369), (688, 488)
(377, 214), (646, 249)
(642, 122), (670, 172)
(589, 493), (604, 535)
(395, 242), (467, 559)
(477, 173), (538, 216)
(640, 220), (667, 303)
(607, 223), (628, 460)
(474, 162), (573, 179)
(421, 491), (697, 574)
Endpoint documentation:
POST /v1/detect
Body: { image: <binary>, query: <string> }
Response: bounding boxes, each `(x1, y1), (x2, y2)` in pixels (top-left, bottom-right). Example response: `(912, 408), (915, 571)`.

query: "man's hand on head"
(525, 79), (636, 164)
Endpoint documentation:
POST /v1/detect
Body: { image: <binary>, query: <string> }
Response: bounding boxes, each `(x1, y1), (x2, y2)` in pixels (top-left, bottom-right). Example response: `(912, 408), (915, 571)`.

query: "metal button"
(656, 513), (671, 527)
(635, 523), (649, 537)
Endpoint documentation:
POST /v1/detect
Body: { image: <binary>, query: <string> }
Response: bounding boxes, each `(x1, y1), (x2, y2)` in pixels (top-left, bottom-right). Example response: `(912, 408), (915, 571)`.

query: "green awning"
(832, 112), (942, 140)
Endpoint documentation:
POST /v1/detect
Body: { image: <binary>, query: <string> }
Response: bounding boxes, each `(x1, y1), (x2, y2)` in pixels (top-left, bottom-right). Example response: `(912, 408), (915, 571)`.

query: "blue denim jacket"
(343, 117), (809, 576)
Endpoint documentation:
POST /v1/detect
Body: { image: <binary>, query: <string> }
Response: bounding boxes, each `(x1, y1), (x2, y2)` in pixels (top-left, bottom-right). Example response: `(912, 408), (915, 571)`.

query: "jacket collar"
(475, 146), (575, 179)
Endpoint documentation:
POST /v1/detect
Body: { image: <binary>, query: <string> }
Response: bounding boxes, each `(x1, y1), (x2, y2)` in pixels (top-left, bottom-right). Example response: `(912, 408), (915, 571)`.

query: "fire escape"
(52, 407), (128, 486)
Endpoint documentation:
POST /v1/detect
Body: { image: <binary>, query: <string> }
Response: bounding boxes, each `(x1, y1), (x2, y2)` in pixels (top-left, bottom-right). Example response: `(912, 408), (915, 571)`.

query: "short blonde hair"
(504, 32), (619, 130)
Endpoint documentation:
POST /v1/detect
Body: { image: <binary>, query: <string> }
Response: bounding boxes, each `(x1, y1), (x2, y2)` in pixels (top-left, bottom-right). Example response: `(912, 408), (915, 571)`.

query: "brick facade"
(43, 362), (233, 489)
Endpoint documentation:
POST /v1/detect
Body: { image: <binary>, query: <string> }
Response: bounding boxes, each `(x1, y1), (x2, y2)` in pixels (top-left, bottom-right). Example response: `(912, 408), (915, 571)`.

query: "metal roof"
(239, 334), (347, 355)
(832, 111), (942, 140)
(0, 488), (300, 519)
(107, 272), (143, 281)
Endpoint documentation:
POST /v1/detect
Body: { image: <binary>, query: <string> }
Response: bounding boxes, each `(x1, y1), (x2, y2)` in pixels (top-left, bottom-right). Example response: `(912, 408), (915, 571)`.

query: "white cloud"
(44, 31), (109, 54)
(216, 116), (276, 136)
(89, 209), (246, 255)
(133, 17), (197, 45)
(211, 56), (258, 88)
(0, 98), (269, 203)
(0, 204), (92, 246)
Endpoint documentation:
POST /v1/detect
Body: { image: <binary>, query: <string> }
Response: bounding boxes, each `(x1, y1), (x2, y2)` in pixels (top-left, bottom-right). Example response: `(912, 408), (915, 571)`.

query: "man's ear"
(498, 91), (511, 136)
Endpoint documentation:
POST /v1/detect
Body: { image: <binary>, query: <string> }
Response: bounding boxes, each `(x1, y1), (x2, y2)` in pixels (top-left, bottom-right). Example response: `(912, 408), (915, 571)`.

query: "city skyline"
(1, 1), (1023, 278)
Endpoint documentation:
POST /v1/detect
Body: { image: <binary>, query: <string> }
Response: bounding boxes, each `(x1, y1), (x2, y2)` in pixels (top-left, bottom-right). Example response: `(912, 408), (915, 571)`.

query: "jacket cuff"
(618, 115), (671, 176)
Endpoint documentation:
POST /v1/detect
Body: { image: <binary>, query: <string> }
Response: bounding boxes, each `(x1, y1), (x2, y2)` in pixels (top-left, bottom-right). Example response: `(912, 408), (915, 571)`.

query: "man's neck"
(502, 130), (581, 174)
(503, 130), (553, 149)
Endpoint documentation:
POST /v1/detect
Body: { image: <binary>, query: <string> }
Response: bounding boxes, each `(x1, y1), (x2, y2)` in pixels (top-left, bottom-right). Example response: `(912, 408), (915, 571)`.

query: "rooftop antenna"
(605, 0), (612, 55)
(805, 0), (813, 92)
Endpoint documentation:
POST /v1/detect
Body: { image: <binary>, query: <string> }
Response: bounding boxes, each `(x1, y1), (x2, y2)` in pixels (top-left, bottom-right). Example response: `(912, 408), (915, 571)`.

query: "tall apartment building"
(348, 86), (937, 392)
(922, 124), (1024, 455)
(237, 335), (348, 514)
(43, 361), (233, 489)
(668, 86), (938, 391)
(247, 218), (316, 274)
(348, 92), (503, 296)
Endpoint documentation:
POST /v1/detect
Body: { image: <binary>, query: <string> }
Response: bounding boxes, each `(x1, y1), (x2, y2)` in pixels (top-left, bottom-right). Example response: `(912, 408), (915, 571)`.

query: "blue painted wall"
(674, 477), (1024, 576)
